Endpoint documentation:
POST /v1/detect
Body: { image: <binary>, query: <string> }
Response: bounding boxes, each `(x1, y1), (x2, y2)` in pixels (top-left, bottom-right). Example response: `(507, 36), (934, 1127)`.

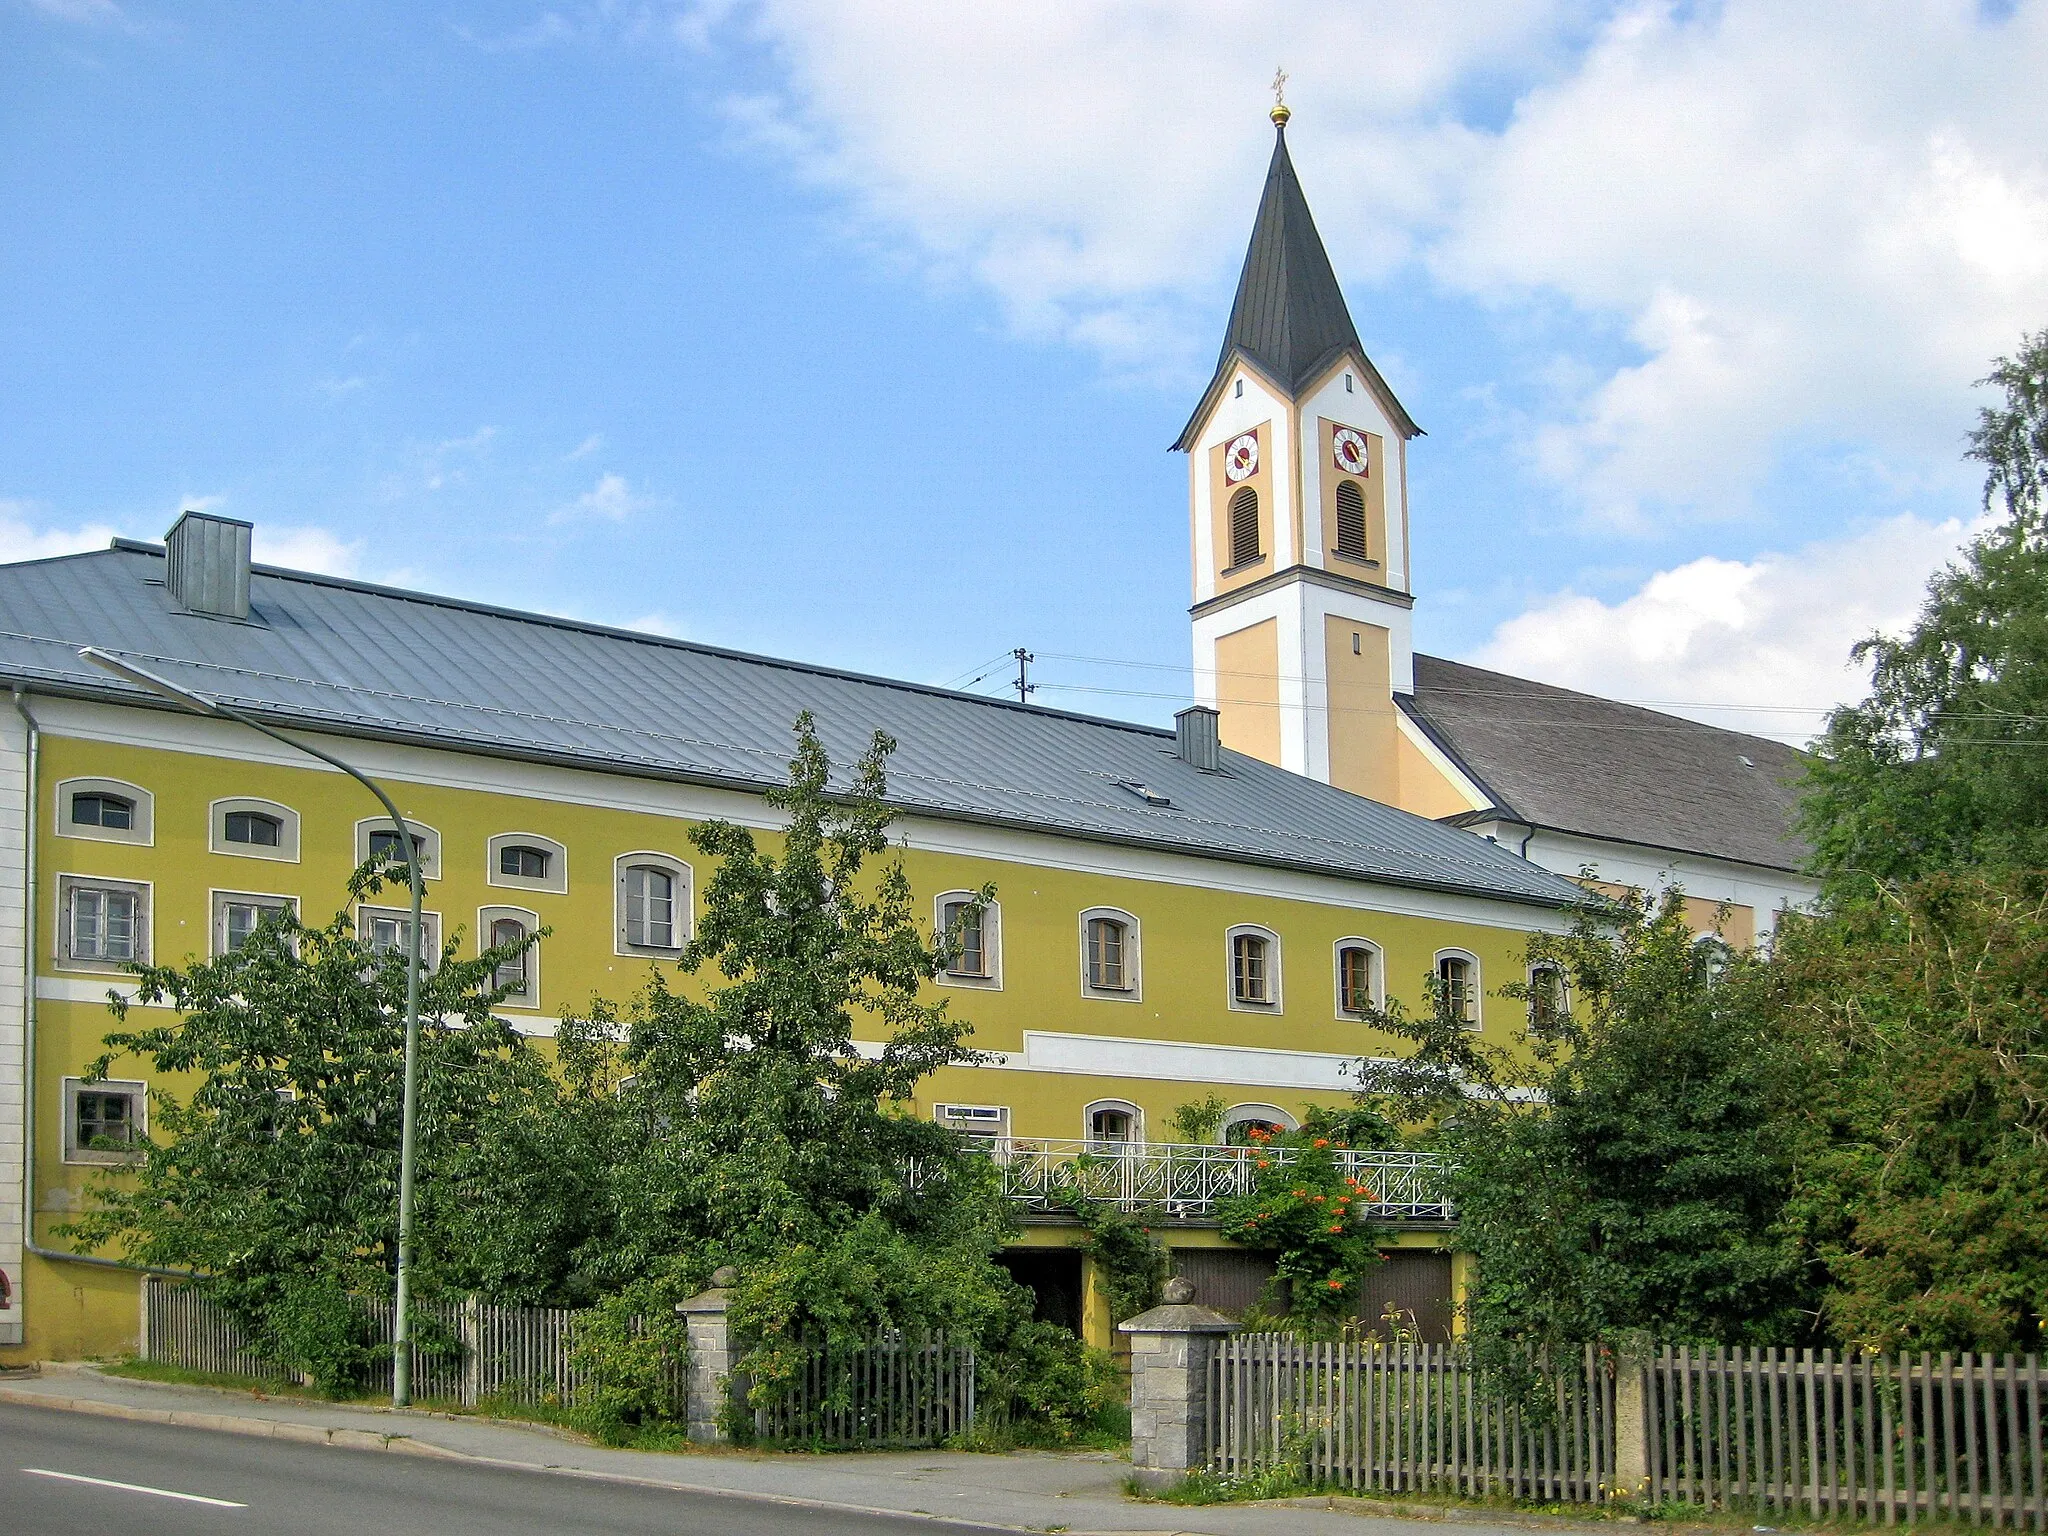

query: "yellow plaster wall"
(9, 728), (1540, 1362)
(1582, 879), (1755, 949)
(1323, 616), (1399, 805)
(1212, 619), (1281, 765)
(1395, 729), (1488, 820)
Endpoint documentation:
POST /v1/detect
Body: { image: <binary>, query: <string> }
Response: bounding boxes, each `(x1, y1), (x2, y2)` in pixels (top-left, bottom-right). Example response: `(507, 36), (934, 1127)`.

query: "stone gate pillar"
(1118, 1276), (1239, 1490)
(676, 1265), (739, 1443)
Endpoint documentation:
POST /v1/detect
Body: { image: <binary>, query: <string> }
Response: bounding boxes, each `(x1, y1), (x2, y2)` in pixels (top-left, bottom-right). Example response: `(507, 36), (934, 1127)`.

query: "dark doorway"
(997, 1248), (1084, 1335)
(1171, 1248), (1279, 1317)
(1358, 1250), (1455, 1342)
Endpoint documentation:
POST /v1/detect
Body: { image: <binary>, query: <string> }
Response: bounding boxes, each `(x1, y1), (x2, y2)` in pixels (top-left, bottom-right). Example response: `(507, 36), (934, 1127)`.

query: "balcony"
(981, 1138), (1455, 1224)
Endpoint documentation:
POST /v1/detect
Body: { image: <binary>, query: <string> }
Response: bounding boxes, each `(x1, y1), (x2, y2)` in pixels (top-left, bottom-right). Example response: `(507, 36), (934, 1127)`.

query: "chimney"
(1174, 705), (1221, 771)
(164, 511), (253, 621)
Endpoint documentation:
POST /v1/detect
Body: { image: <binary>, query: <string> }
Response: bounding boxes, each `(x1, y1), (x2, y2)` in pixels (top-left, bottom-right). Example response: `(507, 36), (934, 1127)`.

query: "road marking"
(22, 1467), (248, 1507)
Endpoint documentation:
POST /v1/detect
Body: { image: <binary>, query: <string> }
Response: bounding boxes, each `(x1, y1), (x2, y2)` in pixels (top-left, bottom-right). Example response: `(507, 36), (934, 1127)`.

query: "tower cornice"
(1189, 561), (1415, 621)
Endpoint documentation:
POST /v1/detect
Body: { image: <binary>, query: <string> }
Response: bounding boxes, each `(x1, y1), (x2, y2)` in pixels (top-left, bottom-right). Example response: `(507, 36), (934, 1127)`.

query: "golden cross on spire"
(1270, 66), (1291, 126)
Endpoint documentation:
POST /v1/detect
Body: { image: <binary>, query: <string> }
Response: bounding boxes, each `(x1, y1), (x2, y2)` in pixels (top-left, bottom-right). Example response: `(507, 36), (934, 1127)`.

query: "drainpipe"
(11, 685), (181, 1278)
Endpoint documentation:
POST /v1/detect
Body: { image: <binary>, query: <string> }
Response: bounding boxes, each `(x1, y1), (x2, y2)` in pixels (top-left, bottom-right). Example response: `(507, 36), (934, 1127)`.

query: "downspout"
(11, 684), (176, 1276)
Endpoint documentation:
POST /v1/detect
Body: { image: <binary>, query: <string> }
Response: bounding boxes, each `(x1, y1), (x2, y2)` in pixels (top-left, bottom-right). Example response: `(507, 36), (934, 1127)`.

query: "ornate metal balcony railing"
(981, 1138), (1455, 1223)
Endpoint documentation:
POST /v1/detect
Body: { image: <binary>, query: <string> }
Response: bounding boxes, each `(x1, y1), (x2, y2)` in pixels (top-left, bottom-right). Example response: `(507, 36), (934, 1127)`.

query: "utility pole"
(1012, 648), (1035, 704)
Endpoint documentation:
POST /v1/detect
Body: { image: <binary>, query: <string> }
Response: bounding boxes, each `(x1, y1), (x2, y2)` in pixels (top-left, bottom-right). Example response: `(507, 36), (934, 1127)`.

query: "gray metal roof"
(1404, 655), (1813, 874)
(0, 541), (1588, 910)
(1175, 123), (1419, 449)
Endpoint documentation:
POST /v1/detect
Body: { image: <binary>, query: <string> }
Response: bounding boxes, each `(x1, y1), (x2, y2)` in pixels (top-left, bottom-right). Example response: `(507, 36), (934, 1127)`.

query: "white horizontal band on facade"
(858, 1030), (1376, 1092)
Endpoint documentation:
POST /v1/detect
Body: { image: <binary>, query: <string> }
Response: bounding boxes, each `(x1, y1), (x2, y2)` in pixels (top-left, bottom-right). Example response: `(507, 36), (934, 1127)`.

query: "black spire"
(1220, 121), (1361, 393)
(1176, 116), (1418, 449)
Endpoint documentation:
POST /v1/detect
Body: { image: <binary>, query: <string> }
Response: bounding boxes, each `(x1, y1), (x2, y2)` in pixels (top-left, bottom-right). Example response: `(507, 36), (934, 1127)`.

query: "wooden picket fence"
(1648, 1345), (2047, 1527)
(139, 1276), (619, 1409)
(751, 1330), (978, 1447)
(1209, 1336), (1613, 1500)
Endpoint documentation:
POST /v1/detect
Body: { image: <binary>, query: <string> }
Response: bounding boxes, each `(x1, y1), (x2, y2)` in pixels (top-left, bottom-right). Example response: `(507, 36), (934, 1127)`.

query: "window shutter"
(1228, 487), (1260, 567)
(1335, 480), (1368, 560)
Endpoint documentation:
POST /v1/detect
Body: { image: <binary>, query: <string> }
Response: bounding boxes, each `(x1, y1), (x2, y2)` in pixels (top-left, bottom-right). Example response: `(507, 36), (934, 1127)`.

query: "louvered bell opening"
(1228, 486), (1260, 567)
(1335, 479), (1368, 561)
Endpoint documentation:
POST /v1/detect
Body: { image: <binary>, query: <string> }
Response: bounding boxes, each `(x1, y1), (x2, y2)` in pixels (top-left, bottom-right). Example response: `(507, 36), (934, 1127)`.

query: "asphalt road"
(0, 1402), (1009, 1535)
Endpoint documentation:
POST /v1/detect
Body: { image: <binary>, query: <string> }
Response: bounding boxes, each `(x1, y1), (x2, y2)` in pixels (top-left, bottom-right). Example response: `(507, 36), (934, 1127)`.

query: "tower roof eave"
(1170, 341), (1423, 453)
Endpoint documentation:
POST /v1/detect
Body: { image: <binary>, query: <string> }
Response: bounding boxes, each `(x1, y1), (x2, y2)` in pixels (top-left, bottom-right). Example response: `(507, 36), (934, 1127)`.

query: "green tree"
(1802, 328), (2048, 895)
(1357, 891), (1809, 1356)
(1772, 873), (2048, 1352)
(565, 715), (1111, 1436)
(62, 874), (586, 1390)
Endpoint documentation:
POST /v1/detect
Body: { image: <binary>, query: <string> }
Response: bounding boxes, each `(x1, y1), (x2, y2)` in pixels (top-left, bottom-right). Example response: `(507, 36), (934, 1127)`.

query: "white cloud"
(621, 610), (688, 637)
(0, 502), (117, 566)
(662, 1), (2048, 519)
(552, 471), (652, 524)
(252, 525), (366, 578)
(28, 0), (130, 25)
(566, 433), (604, 460)
(1468, 511), (1989, 742)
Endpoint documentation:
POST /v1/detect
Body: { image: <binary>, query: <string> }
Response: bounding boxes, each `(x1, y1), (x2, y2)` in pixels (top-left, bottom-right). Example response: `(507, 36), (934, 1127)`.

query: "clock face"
(1224, 432), (1260, 484)
(1332, 427), (1370, 478)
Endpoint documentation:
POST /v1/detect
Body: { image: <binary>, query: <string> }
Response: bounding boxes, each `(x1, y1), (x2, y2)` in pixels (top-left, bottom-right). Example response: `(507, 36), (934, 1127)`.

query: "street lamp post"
(80, 647), (429, 1407)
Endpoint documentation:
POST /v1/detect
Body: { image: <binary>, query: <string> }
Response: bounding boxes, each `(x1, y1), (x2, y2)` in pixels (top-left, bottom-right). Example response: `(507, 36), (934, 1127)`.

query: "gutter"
(11, 684), (180, 1279)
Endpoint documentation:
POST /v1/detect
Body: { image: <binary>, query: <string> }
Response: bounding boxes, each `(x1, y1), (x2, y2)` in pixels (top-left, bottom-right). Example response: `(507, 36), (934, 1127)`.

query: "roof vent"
(1118, 779), (1171, 808)
(164, 510), (253, 621)
(1174, 705), (1222, 772)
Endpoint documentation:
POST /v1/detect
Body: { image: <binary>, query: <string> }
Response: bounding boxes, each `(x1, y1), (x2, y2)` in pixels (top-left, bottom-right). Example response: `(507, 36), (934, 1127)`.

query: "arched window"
(1335, 938), (1382, 1017)
(485, 910), (535, 1001)
(1435, 949), (1481, 1028)
(224, 810), (282, 847)
(71, 792), (134, 830)
(615, 853), (690, 955)
(1228, 485), (1261, 567)
(1527, 962), (1569, 1025)
(1222, 1103), (1298, 1144)
(936, 892), (1001, 986)
(58, 778), (153, 845)
(213, 798), (299, 861)
(1080, 908), (1140, 998)
(1084, 1099), (1142, 1151)
(488, 832), (568, 894)
(354, 816), (439, 878)
(1334, 479), (1368, 561)
(1226, 924), (1282, 1010)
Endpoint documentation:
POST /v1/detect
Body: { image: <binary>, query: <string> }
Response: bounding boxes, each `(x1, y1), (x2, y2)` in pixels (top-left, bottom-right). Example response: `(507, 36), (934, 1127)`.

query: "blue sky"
(7, 2), (2047, 743)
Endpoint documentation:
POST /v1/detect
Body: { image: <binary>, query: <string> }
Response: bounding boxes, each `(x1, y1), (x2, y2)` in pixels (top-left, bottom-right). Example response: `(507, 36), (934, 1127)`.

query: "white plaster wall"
(0, 706), (26, 1345)
(1469, 822), (1819, 942)
(1189, 366), (1292, 606)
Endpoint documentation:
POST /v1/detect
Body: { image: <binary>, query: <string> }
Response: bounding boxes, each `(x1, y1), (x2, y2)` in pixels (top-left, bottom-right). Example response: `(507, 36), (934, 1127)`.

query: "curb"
(0, 1385), (463, 1458)
(0, 1387), (1117, 1533)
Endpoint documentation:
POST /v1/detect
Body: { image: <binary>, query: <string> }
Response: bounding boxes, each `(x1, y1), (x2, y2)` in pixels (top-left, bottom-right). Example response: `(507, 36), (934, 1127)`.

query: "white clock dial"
(1332, 427), (1370, 477)
(1224, 432), (1260, 484)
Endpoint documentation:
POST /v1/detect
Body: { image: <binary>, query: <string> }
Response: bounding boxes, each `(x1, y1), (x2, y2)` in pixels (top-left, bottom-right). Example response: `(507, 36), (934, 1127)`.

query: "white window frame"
(55, 777), (154, 846)
(1526, 960), (1571, 1023)
(487, 832), (568, 895)
(1083, 1098), (1144, 1151)
(1333, 936), (1384, 1018)
(1434, 948), (1482, 1030)
(1226, 923), (1282, 1011)
(934, 890), (1002, 990)
(354, 816), (441, 880)
(211, 796), (302, 862)
(210, 890), (298, 958)
(55, 874), (150, 973)
(934, 1103), (1010, 1140)
(480, 904), (542, 1007)
(1221, 1102), (1298, 1143)
(614, 852), (690, 957)
(1078, 906), (1142, 1002)
(63, 1076), (147, 1165)
(358, 904), (442, 970)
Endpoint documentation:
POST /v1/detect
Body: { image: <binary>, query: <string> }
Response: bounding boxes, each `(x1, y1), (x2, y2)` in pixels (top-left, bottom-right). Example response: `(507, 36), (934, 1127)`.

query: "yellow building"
(0, 505), (1586, 1361)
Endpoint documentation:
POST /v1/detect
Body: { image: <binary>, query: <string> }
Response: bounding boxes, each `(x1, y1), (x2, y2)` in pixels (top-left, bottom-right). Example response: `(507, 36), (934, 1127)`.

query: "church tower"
(1177, 104), (1425, 806)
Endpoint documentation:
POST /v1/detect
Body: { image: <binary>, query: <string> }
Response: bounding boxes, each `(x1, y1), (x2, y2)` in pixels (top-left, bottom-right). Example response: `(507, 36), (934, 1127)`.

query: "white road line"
(22, 1467), (249, 1508)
